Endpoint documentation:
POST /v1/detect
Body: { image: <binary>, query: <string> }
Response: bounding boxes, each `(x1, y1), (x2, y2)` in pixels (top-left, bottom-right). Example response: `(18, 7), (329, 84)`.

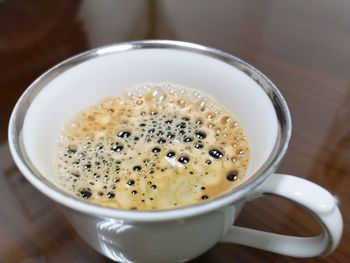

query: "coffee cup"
(9, 40), (343, 262)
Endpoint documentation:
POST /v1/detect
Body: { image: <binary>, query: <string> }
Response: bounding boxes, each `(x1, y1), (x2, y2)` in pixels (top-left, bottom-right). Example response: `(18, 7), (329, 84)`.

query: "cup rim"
(8, 40), (291, 222)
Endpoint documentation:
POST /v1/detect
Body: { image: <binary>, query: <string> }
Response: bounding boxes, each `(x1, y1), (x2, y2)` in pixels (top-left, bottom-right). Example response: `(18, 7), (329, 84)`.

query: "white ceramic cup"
(9, 40), (343, 263)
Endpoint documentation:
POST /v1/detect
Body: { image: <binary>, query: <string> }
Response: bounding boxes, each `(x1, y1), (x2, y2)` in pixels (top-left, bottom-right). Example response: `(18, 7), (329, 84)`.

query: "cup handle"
(220, 173), (343, 257)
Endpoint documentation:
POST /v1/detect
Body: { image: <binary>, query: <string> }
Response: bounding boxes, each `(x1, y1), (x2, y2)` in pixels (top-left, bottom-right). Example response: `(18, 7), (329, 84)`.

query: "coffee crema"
(55, 84), (249, 210)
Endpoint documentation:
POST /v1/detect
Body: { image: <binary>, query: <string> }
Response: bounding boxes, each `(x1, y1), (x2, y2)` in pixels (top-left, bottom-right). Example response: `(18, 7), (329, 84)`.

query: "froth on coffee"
(55, 83), (249, 210)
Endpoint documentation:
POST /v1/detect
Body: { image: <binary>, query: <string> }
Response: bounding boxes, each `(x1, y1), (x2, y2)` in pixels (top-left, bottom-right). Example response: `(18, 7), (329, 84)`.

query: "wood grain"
(0, 0), (349, 262)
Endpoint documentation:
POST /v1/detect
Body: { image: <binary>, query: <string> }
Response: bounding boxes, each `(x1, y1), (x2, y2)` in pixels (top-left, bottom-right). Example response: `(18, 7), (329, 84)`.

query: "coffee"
(55, 83), (249, 210)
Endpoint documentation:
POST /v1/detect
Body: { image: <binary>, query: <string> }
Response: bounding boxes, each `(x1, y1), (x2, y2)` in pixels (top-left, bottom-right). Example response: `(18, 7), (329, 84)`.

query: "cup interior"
(22, 46), (278, 188)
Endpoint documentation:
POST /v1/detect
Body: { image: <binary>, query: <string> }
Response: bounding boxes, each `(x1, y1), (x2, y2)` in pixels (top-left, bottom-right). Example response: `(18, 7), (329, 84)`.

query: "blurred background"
(0, 0), (349, 262)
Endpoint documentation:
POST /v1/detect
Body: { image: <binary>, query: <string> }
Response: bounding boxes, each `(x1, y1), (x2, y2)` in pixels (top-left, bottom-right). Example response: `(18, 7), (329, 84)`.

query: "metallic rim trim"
(8, 40), (292, 222)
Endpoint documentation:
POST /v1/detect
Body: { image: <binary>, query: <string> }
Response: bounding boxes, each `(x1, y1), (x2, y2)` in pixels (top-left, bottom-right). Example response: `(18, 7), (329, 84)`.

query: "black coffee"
(55, 84), (249, 210)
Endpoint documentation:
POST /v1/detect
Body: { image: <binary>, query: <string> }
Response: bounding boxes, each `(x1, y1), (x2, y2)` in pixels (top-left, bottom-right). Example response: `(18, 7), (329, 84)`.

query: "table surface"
(1, 0), (349, 262)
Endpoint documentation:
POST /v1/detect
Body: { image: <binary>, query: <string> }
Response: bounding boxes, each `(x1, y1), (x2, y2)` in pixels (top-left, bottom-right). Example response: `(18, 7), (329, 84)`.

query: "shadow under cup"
(10, 41), (291, 220)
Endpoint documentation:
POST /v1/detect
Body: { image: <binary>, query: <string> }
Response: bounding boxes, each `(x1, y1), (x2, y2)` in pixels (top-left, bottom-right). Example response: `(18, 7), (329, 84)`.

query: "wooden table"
(1, 1), (349, 262)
